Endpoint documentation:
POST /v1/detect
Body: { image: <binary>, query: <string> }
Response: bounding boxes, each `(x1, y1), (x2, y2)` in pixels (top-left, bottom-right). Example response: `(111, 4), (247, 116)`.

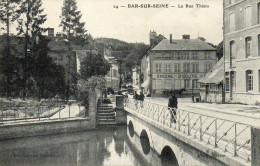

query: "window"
(225, 72), (230, 91)
(258, 3), (260, 24)
(177, 53), (181, 60)
(204, 63), (212, 72)
(192, 63), (199, 73)
(192, 52), (198, 59)
(230, 41), (236, 59)
(229, 13), (235, 32)
(245, 37), (252, 57)
(183, 63), (190, 73)
(184, 80), (190, 88)
(245, 6), (252, 28)
(230, 41), (236, 67)
(246, 70), (253, 91)
(155, 63), (162, 73)
(174, 63), (180, 73)
(186, 53), (190, 59)
(183, 53), (190, 60)
(205, 52), (210, 59)
(192, 79), (199, 88)
(113, 69), (117, 77)
(165, 63), (171, 73)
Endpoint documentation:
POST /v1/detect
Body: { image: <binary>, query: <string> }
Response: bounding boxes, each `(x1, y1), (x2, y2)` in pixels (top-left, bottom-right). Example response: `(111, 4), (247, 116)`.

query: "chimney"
(47, 28), (54, 37)
(170, 34), (172, 44)
(182, 34), (190, 39)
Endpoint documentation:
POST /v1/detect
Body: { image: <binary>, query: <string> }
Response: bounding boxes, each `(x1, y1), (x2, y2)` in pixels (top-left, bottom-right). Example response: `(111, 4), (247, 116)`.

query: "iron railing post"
(215, 119), (218, 147)
(59, 105), (61, 119)
(234, 123), (237, 156)
(25, 107), (27, 121)
(178, 110), (181, 131)
(78, 104), (81, 115)
(69, 103), (71, 118)
(200, 116), (202, 141)
(188, 113), (190, 136)
(1, 109), (3, 124)
(38, 106), (40, 121)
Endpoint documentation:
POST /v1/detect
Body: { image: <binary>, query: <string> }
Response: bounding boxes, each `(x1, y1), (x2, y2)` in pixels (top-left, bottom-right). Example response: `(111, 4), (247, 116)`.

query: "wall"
(0, 118), (94, 140)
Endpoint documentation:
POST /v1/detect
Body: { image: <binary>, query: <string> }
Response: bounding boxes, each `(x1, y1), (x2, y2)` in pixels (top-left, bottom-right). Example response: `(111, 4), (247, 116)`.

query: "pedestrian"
(133, 91), (139, 109)
(168, 91), (178, 123)
(133, 91), (139, 100)
(138, 91), (145, 107)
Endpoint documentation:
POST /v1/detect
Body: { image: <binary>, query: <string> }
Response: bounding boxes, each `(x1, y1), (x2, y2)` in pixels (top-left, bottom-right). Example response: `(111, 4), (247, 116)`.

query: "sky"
(4, 0), (223, 45)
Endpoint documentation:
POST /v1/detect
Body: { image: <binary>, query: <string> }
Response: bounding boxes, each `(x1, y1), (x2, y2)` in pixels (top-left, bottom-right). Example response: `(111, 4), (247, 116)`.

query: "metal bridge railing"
(124, 98), (252, 162)
(1, 102), (84, 124)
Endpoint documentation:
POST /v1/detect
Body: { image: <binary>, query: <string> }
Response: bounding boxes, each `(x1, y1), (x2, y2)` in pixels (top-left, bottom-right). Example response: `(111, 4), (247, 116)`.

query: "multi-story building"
(141, 32), (217, 96)
(224, 0), (260, 104)
(48, 37), (77, 85)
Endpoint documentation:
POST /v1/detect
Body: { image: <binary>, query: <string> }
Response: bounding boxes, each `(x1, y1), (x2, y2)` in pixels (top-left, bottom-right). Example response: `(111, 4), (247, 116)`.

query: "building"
(132, 66), (140, 88)
(141, 32), (217, 96)
(96, 43), (121, 91)
(224, 0), (260, 104)
(48, 37), (77, 85)
(198, 58), (224, 103)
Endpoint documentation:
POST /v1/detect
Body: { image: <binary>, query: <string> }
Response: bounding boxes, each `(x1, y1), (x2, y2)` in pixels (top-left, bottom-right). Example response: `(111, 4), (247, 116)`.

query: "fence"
(124, 98), (252, 163)
(1, 101), (84, 124)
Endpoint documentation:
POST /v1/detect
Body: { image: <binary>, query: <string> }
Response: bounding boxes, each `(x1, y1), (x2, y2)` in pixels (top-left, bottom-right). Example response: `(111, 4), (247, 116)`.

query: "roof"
(48, 38), (69, 52)
(152, 39), (216, 51)
(198, 58), (224, 84)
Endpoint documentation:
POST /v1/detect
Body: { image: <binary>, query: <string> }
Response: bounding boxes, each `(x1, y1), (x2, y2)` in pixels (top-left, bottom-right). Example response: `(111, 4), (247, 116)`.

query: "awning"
(198, 58), (224, 84)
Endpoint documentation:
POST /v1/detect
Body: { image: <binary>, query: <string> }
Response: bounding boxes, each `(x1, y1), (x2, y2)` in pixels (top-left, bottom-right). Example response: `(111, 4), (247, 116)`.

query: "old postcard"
(0, 0), (259, 166)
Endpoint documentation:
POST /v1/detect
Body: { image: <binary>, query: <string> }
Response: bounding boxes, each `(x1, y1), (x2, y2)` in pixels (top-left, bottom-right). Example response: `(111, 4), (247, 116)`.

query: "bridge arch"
(128, 120), (134, 137)
(140, 129), (150, 155)
(160, 146), (179, 166)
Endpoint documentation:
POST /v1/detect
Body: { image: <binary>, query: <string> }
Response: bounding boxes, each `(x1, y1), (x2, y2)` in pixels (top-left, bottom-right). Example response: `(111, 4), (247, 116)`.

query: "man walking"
(168, 91), (178, 123)
(138, 91), (145, 107)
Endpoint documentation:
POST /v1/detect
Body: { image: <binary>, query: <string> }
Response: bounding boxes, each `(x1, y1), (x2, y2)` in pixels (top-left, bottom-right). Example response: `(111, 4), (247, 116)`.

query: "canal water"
(0, 126), (209, 166)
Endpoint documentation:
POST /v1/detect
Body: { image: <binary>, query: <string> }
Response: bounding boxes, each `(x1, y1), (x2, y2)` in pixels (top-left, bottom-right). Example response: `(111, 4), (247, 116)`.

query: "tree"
(79, 53), (110, 80)
(16, 0), (47, 99)
(31, 36), (66, 100)
(0, 0), (20, 97)
(59, 0), (86, 36)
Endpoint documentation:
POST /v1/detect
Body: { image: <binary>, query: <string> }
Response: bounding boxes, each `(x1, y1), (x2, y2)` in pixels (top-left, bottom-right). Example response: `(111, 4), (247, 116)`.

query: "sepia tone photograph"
(0, 0), (259, 165)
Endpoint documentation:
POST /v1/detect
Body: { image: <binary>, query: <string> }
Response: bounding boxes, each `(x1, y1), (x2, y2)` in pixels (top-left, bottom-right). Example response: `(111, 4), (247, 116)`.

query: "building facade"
(142, 34), (217, 96)
(132, 66), (140, 88)
(224, 0), (260, 104)
(48, 37), (77, 84)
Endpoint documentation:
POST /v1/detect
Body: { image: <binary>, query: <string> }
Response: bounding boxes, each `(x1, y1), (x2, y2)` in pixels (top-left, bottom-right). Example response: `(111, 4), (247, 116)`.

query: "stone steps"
(97, 104), (116, 125)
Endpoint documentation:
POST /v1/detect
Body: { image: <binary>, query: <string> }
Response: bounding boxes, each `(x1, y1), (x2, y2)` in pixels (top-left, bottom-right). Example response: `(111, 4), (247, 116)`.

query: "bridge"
(114, 96), (260, 166)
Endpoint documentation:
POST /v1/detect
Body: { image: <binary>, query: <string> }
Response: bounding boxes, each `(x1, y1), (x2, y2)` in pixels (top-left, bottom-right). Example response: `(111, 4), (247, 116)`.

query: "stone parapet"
(0, 118), (94, 140)
(251, 127), (260, 166)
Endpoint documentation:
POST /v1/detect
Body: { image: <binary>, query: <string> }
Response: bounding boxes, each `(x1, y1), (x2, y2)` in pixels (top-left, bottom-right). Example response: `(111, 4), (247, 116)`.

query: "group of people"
(131, 90), (178, 124)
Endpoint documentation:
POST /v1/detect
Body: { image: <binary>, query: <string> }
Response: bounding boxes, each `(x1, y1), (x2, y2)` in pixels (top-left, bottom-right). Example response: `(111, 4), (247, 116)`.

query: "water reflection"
(0, 125), (209, 166)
